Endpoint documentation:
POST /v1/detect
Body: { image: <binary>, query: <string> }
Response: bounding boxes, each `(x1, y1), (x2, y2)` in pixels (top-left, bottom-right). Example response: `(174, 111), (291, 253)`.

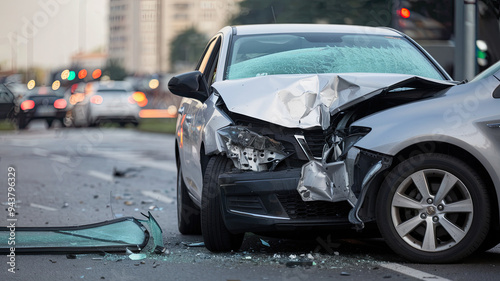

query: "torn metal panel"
(0, 217), (148, 254)
(212, 73), (455, 129)
(297, 160), (356, 206)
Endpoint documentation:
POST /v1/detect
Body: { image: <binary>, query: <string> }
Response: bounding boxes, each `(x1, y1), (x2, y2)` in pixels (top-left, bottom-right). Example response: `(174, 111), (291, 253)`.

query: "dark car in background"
(17, 86), (68, 129)
(0, 84), (17, 121)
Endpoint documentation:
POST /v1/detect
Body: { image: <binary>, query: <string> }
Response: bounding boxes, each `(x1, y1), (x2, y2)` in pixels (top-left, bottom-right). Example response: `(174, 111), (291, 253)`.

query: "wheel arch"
(360, 141), (499, 232)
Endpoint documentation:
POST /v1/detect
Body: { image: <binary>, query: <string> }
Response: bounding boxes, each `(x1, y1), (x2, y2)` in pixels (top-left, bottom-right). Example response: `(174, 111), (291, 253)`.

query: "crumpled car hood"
(212, 73), (455, 129)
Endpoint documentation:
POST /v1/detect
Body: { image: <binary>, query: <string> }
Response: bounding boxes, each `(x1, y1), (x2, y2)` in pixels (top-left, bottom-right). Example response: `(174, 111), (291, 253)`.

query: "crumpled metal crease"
(212, 73), (454, 130)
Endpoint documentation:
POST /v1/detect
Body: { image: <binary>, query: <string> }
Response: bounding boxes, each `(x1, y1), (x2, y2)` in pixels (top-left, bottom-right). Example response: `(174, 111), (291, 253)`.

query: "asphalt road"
(1, 121), (499, 281)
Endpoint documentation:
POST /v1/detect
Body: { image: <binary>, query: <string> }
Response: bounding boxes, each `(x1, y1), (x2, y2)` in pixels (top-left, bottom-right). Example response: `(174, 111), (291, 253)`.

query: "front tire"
(376, 154), (490, 263)
(17, 116), (27, 130)
(201, 155), (244, 252)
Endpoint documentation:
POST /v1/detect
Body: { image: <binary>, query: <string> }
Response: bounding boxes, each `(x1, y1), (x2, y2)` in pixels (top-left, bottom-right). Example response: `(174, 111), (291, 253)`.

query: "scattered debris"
(260, 239), (270, 247)
(66, 254), (77, 259)
(285, 260), (313, 268)
(49, 259), (57, 263)
(113, 167), (141, 178)
(182, 242), (205, 247)
(124, 201), (134, 206)
(340, 272), (351, 276)
(154, 246), (167, 254)
(128, 253), (147, 261)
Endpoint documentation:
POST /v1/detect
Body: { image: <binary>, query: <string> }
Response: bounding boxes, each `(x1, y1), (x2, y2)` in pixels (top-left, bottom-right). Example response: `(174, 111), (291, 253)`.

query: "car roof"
(230, 24), (402, 37)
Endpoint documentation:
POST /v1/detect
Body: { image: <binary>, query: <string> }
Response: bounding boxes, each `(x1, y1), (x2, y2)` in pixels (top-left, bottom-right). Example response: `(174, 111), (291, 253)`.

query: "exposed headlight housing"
(217, 126), (288, 171)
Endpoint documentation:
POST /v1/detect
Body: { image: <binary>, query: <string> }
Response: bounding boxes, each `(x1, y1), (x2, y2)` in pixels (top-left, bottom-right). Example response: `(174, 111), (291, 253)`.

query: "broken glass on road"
(0, 213), (165, 254)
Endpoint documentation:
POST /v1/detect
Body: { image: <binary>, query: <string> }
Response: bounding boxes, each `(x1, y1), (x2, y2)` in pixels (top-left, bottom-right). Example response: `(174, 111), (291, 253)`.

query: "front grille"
(302, 130), (326, 158)
(226, 195), (267, 215)
(276, 190), (351, 219)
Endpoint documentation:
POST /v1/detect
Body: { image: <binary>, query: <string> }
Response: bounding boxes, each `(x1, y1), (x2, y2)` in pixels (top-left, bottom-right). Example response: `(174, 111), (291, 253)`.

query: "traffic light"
(92, 69), (102, 80)
(68, 71), (76, 81)
(78, 69), (88, 80)
(398, 8), (410, 19)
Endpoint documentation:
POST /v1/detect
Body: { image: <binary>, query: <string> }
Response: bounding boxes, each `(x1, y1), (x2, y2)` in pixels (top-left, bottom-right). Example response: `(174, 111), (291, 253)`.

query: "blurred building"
(108, 0), (240, 75)
(71, 52), (108, 71)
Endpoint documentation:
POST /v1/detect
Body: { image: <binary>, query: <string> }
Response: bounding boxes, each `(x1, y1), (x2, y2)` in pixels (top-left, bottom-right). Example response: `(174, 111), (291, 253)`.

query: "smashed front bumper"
(218, 169), (353, 234)
(298, 148), (392, 228)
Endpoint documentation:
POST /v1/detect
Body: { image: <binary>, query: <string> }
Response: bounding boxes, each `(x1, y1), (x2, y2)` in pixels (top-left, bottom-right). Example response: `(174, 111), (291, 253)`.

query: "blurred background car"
(0, 84), (17, 122)
(16, 86), (68, 129)
(71, 81), (141, 127)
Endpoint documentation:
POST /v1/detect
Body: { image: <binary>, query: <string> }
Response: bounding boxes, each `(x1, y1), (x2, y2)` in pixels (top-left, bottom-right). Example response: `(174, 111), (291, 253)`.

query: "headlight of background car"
(217, 126), (288, 172)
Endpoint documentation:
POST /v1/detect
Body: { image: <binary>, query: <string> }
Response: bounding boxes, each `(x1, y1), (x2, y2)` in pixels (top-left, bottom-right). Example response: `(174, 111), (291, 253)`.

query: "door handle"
(486, 123), (500, 128)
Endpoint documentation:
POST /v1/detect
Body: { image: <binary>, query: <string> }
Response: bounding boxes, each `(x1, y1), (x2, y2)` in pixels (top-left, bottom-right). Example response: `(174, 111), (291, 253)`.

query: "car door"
(0, 84), (16, 120)
(179, 35), (222, 204)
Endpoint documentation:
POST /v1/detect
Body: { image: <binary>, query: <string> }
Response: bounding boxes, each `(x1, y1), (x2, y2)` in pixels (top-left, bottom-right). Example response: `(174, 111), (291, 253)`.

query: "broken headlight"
(217, 126), (288, 171)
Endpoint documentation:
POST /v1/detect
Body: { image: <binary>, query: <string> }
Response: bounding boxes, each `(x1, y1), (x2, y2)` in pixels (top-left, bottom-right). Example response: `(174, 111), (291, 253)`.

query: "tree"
(102, 58), (128, 81)
(170, 27), (208, 73)
(229, 0), (392, 27)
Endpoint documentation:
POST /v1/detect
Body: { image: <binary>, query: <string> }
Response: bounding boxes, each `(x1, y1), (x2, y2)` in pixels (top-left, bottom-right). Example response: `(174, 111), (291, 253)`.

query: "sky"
(0, 0), (108, 71)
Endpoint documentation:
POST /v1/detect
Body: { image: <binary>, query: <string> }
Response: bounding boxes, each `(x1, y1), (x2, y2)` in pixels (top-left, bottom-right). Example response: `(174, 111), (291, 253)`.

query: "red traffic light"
(398, 8), (410, 19)
(78, 69), (88, 79)
(92, 69), (102, 79)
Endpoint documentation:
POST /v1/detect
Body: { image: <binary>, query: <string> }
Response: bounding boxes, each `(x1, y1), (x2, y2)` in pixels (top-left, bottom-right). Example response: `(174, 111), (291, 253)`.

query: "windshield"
(225, 33), (445, 80)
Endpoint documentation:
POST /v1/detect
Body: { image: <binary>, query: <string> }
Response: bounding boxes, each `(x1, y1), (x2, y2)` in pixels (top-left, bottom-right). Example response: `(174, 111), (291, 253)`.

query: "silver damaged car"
(169, 24), (500, 263)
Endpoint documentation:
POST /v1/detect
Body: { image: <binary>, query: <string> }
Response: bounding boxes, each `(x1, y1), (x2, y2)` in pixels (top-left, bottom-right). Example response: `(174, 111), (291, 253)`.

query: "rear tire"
(201, 155), (244, 252)
(177, 163), (201, 235)
(376, 153), (490, 263)
(46, 119), (54, 128)
(17, 117), (27, 130)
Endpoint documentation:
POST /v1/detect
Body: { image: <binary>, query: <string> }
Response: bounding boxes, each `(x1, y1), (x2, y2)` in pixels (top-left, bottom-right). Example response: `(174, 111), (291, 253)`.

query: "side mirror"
(168, 71), (209, 102)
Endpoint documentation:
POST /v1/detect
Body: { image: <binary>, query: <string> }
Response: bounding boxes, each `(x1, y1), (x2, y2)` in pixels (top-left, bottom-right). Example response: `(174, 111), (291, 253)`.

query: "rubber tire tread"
(201, 155), (244, 252)
(376, 153), (490, 263)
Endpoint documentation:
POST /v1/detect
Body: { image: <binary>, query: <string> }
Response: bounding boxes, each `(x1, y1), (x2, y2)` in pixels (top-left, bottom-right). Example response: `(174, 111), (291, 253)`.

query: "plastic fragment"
(182, 242), (205, 247)
(260, 239), (270, 247)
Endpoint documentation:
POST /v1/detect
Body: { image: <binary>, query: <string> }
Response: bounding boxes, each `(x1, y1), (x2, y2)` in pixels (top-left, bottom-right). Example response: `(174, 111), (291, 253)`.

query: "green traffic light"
(68, 71), (76, 81)
(477, 50), (487, 59)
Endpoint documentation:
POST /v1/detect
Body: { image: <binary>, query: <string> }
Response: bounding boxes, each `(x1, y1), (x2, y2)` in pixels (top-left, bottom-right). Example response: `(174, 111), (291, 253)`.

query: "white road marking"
(88, 170), (114, 182)
(50, 154), (71, 163)
(141, 190), (174, 204)
(380, 263), (452, 281)
(29, 203), (58, 211)
(32, 148), (49, 157)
